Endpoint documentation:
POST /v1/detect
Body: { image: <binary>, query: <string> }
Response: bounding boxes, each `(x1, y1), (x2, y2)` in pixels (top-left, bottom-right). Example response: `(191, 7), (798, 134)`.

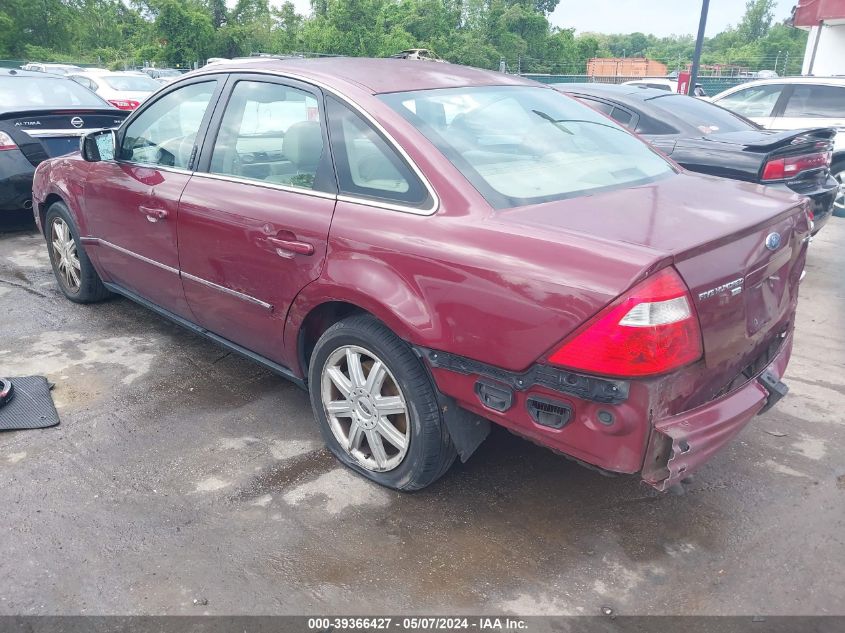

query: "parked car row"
(710, 76), (845, 215)
(25, 58), (811, 494)
(557, 83), (838, 231)
(0, 69), (128, 212)
(69, 71), (161, 110)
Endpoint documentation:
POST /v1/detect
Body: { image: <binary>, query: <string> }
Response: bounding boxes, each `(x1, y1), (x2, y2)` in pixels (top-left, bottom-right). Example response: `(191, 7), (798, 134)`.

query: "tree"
(738, 0), (775, 41)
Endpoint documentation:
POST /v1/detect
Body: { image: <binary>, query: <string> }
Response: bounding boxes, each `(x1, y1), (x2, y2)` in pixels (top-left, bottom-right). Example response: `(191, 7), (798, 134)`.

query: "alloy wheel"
(51, 217), (81, 293)
(320, 345), (410, 472)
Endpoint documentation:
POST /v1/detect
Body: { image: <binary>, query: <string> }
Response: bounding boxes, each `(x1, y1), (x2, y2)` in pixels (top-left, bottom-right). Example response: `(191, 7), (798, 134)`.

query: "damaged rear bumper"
(641, 332), (793, 491)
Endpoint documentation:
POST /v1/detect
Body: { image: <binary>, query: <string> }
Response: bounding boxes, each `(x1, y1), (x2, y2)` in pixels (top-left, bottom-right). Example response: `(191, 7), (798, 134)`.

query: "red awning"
(793, 0), (845, 26)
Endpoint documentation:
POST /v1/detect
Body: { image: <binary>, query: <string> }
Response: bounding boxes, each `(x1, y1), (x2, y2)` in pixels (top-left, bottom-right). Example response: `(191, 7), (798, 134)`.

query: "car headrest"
(284, 121), (322, 171)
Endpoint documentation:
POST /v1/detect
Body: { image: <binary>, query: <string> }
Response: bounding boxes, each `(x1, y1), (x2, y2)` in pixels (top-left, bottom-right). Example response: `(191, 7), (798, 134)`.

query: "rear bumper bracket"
(758, 370), (789, 414)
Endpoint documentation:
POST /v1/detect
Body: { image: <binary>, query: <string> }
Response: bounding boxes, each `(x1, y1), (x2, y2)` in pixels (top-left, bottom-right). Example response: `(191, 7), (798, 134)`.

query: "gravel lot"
(1, 213), (843, 616)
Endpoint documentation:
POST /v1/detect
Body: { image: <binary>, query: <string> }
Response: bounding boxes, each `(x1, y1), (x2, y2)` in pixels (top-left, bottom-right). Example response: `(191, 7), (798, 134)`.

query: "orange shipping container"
(587, 58), (668, 77)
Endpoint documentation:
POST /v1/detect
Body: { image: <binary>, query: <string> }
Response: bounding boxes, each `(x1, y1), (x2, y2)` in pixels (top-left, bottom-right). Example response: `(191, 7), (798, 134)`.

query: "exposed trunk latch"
(758, 370), (789, 414)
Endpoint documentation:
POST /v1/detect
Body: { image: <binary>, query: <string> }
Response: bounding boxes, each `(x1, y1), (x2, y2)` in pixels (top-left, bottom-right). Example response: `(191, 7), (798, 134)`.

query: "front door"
(177, 76), (337, 365)
(82, 78), (223, 319)
(712, 83), (785, 129)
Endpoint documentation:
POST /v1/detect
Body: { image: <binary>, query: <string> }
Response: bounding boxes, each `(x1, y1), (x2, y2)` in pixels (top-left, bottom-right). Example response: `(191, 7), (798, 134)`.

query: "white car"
(141, 68), (185, 84)
(711, 77), (845, 213)
(623, 78), (707, 97)
(22, 63), (84, 76)
(69, 71), (161, 111)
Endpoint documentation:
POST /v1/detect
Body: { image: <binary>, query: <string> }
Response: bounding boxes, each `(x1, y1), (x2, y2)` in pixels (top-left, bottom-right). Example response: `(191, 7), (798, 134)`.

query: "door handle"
(139, 205), (168, 222)
(268, 236), (314, 256)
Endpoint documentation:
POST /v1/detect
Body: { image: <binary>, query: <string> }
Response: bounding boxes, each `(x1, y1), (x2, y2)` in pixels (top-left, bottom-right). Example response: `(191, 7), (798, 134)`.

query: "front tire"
(308, 315), (456, 491)
(45, 202), (110, 303)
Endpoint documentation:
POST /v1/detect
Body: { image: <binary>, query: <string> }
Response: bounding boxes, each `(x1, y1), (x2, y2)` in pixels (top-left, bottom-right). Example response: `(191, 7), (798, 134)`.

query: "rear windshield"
(0, 76), (109, 108)
(381, 86), (675, 209)
(101, 74), (160, 92)
(650, 94), (753, 134)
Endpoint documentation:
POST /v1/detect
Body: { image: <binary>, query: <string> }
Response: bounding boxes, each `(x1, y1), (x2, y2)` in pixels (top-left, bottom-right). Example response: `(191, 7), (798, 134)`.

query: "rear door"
(82, 77), (224, 319)
(771, 83), (845, 138)
(177, 75), (337, 364)
(712, 83), (785, 128)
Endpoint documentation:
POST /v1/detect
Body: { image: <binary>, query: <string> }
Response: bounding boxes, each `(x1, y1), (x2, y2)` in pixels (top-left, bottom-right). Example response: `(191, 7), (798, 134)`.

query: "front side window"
(120, 81), (216, 168)
(714, 84), (783, 118)
(783, 84), (845, 118)
(326, 97), (430, 207)
(381, 86), (674, 209)
(210, 80), (325, 190)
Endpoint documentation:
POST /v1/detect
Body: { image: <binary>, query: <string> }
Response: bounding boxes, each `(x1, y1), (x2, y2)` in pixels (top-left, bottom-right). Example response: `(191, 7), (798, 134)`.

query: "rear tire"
(831, 159), (845, 218)
(308, 314), (456, 491)
(45, 202), (110, 303)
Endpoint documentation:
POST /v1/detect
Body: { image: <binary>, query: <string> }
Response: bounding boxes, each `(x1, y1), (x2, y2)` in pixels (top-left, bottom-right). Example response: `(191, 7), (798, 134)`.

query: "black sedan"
(0, 69), (127, 213)
(554, 83), (838, 234)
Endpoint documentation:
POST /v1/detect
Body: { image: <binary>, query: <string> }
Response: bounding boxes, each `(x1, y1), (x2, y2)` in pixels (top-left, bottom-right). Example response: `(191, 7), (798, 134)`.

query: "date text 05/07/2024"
(307, 617), (528, 630)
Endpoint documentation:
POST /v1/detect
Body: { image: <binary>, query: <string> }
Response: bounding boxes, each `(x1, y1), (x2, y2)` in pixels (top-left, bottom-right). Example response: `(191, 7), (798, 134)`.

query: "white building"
(793, 0), (845, 75)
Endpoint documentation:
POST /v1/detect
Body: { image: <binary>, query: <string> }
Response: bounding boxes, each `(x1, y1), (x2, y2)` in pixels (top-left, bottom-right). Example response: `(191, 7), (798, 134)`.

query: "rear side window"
(610, 107), (634, 127)
(715, 84), (783, 118)
(783, 85), (845, 118)
(326, 96), (431, 208)
(577, 97), (613, 115)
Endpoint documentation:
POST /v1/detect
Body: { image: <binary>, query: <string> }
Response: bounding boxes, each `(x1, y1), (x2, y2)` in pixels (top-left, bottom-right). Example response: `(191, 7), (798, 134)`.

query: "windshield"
(381, 86), (674, 209)
(651, 94), (754, 134)
(158, 70), (181, 77)
(101, 74), (160, 92)
(0, 76), (109, 108)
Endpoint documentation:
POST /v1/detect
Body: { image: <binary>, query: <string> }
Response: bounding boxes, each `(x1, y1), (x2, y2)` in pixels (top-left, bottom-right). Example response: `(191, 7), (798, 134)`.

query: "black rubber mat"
(0, 376), (59, 431)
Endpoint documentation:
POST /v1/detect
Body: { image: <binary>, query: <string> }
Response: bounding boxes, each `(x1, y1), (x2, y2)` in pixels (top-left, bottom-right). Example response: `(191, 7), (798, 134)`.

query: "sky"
(282, 0), (798, 38)
(547, 0), (796, 38)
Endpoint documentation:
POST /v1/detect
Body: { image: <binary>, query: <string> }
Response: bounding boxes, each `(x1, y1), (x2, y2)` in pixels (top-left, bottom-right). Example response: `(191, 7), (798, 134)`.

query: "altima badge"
(765, 232), (781, 251)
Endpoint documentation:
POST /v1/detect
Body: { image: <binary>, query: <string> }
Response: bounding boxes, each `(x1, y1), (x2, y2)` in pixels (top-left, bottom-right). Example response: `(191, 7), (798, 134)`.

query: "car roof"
(733, 76), (845, 85)
(0, 68), (45, 77)
(711, 76), (845, 99)
(555, 82), (671, 100)
(188, 57), (534, 94)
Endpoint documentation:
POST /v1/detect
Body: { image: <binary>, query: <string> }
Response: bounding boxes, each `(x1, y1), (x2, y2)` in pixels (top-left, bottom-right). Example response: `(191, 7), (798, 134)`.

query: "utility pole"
(688, 0), (710, 95)
(774, 50), (781, 74)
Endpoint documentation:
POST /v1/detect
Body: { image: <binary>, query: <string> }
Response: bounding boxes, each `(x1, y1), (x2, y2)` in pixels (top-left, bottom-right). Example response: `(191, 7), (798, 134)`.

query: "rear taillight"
(548, 267), (703, 378)
(109, 99), (140, 110)
(0, 131), (17, 151)
(762, 151), (831, 181)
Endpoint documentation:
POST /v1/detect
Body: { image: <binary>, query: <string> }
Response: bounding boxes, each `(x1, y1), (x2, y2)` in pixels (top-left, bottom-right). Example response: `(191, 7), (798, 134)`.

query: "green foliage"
(0, 0), (808, 77)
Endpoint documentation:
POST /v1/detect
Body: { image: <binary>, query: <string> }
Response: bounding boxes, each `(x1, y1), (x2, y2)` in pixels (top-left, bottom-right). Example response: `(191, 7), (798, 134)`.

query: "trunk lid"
(1, 108), (127, 162)
(698, 126), (834, 151)
(499, 173), (810, 383)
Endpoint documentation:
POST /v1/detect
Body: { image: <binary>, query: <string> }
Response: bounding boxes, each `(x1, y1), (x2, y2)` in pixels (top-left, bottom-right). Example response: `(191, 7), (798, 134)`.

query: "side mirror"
(80, 129), (116, 162)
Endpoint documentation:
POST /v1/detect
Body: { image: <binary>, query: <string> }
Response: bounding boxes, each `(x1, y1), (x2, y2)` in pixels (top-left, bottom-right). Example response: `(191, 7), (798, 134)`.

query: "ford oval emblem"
(70, 117), (84, 128)
(765, 232), (781, 251)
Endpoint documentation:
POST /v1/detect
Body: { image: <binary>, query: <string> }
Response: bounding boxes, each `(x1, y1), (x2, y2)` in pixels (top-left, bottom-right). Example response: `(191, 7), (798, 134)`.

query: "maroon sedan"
(31, 59), (809, 492)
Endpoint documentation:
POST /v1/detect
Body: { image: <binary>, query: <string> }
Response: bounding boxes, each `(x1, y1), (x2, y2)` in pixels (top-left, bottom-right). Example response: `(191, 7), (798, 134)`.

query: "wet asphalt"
(0, 213), (843, 616)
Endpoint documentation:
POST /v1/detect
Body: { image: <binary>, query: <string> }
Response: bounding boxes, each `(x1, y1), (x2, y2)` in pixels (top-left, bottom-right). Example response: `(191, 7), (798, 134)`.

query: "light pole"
(688, 0), (710, 94)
